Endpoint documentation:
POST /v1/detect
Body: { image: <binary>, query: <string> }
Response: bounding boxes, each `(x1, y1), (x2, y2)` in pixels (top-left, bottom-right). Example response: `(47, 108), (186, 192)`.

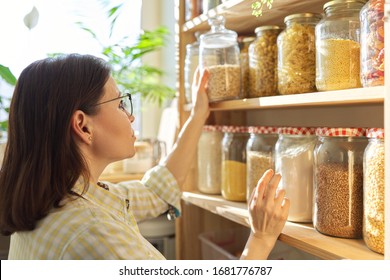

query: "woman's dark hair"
(0, 54), (111, 235)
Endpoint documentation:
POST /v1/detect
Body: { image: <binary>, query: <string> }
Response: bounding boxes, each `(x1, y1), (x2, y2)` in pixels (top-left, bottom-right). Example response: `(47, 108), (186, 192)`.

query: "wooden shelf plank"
(184, 86), (384, 112)
(182, 191), (384, 260)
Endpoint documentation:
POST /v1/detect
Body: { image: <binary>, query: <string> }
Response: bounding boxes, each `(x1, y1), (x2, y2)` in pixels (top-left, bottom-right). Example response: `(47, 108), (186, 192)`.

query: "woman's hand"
(191, 68), (210, 122)
(241, 169), (290, 260)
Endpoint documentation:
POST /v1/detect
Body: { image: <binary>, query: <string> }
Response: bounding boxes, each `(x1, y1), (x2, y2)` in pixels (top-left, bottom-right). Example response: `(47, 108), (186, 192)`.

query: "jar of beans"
(248, 26), (282, 97)
(199, 15), (242, 102)
(314, 127), (367, 238)
(363, 128), (384, 254)
(221, 126), (249, 201)
(246, 126), (278, 201)
(315, 0), (366, 91)
(274, 127), (317, 222)
(360, 0), (385, 87)
(277, 13), (321, 95)
(197, 125), (223, 194)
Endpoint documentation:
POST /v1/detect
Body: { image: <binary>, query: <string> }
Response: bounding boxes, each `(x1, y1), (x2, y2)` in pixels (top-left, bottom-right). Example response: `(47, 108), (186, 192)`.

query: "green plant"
(251, 0), (273, 17)
(0, 64), (16, 131)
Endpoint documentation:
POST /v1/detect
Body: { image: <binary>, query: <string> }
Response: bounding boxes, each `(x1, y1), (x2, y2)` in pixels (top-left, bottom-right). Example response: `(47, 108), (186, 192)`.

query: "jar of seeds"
(199, 15), (242, 102)
(246, 126), (278, 200)
(249, 26), (282, 97)
(275, 127), (317, 222)
(314, 127), (367, 238)
(363, 128), (384, 254)
(197, 125), (224, 194)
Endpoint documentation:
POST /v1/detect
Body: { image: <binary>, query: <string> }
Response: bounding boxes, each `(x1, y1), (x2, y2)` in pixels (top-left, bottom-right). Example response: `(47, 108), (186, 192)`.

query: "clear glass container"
(277, 13), (321, 95)
(314, 127), (367, 238)
(360, 0), (385, 87)
(246, 126), (278, 201)
(221, 126), (249, 201)
(184, 32), (202, 104)
(249, 26), (282, 97)
(363, 128), (384, 254)
(275, 127), (317, 222)
(239, 36), (255, 98)
(316, 0), (366, 91)
(199, 15), (242, 102)
(197, 125), (223, 194)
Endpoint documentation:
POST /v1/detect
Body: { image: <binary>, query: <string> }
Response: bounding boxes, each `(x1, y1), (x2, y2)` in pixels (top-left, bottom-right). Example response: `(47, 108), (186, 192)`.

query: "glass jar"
(277, 13), (321, 95)
(363, 128), (384, 254)
(199, 15), (242, 102)
(314, 127), (367, 238)
(360, 0), (385, 87)
(221, 126), (249, 201)
(197, 125), (223, 194)
(315, 0), (366, 91)
(239, 36), (255, 98)
(275, 127), (317, 222)
(184, 32), (202, 104)
(249, 26), (282, 97)
(246, 126), (278, 201)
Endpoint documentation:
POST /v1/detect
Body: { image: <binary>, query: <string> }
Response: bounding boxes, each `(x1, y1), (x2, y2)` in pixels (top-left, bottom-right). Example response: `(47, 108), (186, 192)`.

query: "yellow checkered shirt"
(8, 165), (181, 259)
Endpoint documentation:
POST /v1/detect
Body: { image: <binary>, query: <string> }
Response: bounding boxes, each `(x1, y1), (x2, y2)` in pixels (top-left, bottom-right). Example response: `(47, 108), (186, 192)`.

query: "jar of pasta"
(314, 127), (367, 238)
(363, 128), (384, 254)
(246, 126), (278, 201)
(360, 0), (385, 87)
(277, 13), (321, 95)
(316, 0), (366, 91)
(221, 126), (249, 201)
(249, 26), (282, 97)
(275, 127), (317, 222)
(197, 125), (223, 194)
(239, 36), (255, 98)
(199, 15), (242, 102)
(184, 32), (202, 104)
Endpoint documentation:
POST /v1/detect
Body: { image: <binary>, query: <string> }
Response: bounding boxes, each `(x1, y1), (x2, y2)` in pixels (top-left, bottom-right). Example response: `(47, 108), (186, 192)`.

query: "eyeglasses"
(94, 92), (133, 116)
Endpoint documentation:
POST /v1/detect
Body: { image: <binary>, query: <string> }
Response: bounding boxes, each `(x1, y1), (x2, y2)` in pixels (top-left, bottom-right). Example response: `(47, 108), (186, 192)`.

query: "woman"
(0, 54), (289, 259)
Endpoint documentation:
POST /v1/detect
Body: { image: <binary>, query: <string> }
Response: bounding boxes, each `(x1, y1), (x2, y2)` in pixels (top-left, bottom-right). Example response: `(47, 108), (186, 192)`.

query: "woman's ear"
(71, 110), (93, 144)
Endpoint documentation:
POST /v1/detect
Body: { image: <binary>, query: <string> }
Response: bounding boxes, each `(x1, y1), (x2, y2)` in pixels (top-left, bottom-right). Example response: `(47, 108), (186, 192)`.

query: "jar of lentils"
(246, 126), (278, 201)
(315, 0), (366, 91)
(314, 127), (367, 238)
(277, 13), (322, 95)
(360, 0), (385, 87)
(363, 128), (384, 254)
(197, 125), (223, 194)
(221, 126), (249, 201)
(274, 127), (317, 222)
(248, 26), (282, 97)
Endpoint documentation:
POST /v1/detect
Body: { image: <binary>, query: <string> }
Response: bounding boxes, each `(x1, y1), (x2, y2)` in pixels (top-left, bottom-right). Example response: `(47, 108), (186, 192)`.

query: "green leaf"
(0, 64), (17, 85)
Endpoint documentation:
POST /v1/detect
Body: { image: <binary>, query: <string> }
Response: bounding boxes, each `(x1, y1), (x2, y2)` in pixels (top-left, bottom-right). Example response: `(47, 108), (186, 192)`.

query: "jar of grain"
(239, 36), (255, 98)
(315, 0), (366, 91)
(221, 126), (249, 201)
(184, 32), (202, 104)
(197, 125), (223, 194)
(360, 0), (385, 87)
(199, 15), (242, 102)
(314, 127), (367, 238)
(249, 26), (282, 97)
(277, 13), (322, 95)
(275, 127), (317, 222)
(363, 128), (384, 254)
(246, 126), (278, 201)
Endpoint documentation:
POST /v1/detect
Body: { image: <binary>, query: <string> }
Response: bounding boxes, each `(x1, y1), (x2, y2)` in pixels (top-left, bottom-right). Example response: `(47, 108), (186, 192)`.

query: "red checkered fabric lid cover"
(315, 127), (366, 137)
(277, 127), (316, 135)
(221, 125), (249, 133)
(248, 126), (278, 134)
(366, 128), (384, 139)
(203, 125), (223, 132)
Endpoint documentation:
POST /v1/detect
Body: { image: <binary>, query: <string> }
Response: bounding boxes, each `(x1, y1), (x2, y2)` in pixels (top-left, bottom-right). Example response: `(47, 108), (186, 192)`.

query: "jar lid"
(323, 0), (367, 11)
(366, 128), (384, 139)
(315, 127), (366, 137)
(221, 125), (249, 133)
(203, 125), (223, 132)
(254, 25), (281, 33)
(248, 126), (278, 134)
(284, 13), (322, 23)
(278, 127), (316, 135)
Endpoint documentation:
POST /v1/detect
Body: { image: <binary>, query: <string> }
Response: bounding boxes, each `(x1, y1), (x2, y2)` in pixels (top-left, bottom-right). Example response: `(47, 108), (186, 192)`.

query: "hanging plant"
(251, 0), (274, 17)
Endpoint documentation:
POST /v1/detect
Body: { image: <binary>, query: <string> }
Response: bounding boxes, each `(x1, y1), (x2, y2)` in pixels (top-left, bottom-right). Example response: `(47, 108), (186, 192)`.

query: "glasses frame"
(94, 92), (133, 116)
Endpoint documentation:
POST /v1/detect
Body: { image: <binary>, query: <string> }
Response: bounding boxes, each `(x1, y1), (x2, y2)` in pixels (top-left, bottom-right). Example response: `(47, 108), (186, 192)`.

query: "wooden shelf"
(182, 191), (384, 260)
(184, 0), (328, 34)
(99, 173), (144, 183)
(184, 86), (384, 112)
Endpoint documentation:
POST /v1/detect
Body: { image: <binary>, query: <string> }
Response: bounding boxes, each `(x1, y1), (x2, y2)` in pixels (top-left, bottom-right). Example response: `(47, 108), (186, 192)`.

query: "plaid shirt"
(8, 165), (181, 260)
